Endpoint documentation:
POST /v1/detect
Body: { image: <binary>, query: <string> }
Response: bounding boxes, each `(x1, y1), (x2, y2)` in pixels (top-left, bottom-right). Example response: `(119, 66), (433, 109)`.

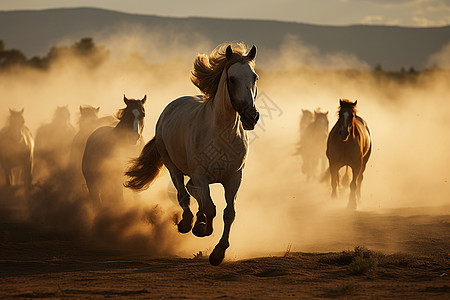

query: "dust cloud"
(0, 27), (449, 260)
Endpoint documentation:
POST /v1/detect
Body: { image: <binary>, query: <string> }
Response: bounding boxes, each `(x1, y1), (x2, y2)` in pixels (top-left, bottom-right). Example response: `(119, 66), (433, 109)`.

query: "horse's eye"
(229, 76), (235, 84)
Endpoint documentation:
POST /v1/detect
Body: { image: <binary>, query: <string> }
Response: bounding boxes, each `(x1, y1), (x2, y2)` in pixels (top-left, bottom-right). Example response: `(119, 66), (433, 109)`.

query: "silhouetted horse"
(82, 95), (146, 206)
(326, 100), (372, 209)
(69, 106), (100, 176)
(300, 109), (313, 141)
(0, 109), (34, 194)
(125, 43), (259, 265)
(69, 106), (117, 181)
(301, 109), (329, 181)
(34, 106), (76, 181)
(294, 109), (313, 156)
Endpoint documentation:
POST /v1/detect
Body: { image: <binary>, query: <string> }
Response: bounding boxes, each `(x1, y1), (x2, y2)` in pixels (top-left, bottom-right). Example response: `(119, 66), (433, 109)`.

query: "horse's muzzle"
(240, 109), (259, 131)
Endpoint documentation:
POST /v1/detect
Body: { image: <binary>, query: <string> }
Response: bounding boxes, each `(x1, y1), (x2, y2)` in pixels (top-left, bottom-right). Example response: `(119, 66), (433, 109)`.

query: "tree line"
(0, 38), (109, 70)
(0, 37), (441, 77)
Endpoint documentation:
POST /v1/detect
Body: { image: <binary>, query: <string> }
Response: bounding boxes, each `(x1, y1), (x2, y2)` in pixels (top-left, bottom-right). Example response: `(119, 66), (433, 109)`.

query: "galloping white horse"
(125, 43), (259, 265)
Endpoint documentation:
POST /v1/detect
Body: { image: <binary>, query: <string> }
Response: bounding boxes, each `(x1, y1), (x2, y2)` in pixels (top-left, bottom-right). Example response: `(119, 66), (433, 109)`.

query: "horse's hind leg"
(187, 176), (215, 238)
(172, 172), (193, 234)
(162, 154), (193, 233)
(209, 170), (241, 266)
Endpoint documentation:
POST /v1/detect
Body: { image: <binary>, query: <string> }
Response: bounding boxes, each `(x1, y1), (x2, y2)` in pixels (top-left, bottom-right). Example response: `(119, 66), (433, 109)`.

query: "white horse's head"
(226, 45), (259, 130)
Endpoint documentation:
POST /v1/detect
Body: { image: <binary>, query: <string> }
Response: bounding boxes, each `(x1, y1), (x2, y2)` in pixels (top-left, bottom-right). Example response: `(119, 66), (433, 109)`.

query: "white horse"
(125, 43), (259, 265)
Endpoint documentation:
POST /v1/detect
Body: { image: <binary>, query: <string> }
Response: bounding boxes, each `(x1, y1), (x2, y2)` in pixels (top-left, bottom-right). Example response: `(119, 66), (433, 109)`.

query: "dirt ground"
(0, 192), (448, 299)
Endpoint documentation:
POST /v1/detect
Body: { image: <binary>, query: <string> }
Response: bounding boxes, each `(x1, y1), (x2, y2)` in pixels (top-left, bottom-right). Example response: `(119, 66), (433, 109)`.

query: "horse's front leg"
(22, 162), (33, 196)
(348, 164), (361, 210)
(187, 176), (215, 237)
(209, 170), (242, 266)
(2, 165), (12, 187)
(329, 164), (339, 198)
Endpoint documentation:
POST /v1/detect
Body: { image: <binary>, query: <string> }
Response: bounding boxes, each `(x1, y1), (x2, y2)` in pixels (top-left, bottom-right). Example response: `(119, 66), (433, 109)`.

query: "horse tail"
(124, 137), (163, 190)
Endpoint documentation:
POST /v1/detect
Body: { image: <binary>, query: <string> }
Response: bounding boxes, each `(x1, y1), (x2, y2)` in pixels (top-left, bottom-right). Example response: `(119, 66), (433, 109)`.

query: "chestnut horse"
(326, 100), (372, 209)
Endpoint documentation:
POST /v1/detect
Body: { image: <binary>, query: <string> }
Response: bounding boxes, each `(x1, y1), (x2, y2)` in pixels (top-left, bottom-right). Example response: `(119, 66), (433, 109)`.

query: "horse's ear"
(96, 107), (100, 113)
(354, 100), (358, 106)
(123, 94), (130, 105)
(326, 111), (329, 115)
(20, 108), (24, 114)
(79, 106), (83, 112)
(141, 95), (147, 104)
(247, 45), (257, 60)
(226, 45), (233, 60)
(339, 99), (343, 106)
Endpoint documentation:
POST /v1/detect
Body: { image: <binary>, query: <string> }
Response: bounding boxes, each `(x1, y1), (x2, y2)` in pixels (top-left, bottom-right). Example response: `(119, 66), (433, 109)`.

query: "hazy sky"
(1, 0), (449, 27)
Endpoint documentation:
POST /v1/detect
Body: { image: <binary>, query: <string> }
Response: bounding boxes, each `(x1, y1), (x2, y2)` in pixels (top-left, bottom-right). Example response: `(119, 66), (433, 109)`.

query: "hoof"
(209, 246), (226, 266)
(177, 211), (193, 234)
(192, 222), (207, 237)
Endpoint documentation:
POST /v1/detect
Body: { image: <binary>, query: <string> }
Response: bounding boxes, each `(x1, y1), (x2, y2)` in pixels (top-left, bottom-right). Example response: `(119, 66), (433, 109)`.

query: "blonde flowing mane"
(191, 43), (255, 100)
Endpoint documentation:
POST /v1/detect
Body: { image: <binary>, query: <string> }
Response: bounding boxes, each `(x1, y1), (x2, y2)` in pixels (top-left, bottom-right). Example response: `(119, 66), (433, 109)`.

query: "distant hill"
(0, 7), (449, 70)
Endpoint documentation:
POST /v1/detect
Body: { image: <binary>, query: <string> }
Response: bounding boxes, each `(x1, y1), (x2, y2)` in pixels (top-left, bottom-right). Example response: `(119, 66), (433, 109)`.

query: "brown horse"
(0, 109), (34, 195)
(82, 96), (146, 206)
(326, 100), (372, 209)
(125, 43), (259, 266)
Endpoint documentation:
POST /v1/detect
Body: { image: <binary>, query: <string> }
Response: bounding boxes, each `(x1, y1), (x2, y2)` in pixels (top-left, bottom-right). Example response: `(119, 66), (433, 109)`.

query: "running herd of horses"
(0, 43), (372, 265)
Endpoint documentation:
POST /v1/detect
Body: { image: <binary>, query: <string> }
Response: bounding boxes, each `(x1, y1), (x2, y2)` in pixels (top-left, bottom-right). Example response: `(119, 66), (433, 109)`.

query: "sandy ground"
(0, 191), (448, 299)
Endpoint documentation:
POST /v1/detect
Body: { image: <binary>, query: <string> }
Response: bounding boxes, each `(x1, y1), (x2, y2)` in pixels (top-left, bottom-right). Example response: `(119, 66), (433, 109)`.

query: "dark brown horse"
(82, 96), (146, 206)
(69, 105), (117, 187)
(326, 100), (372, 209)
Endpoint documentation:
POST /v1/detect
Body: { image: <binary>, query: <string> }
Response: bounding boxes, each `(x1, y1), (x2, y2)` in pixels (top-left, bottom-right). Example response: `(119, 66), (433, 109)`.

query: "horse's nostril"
(254, 112), (260, 122)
